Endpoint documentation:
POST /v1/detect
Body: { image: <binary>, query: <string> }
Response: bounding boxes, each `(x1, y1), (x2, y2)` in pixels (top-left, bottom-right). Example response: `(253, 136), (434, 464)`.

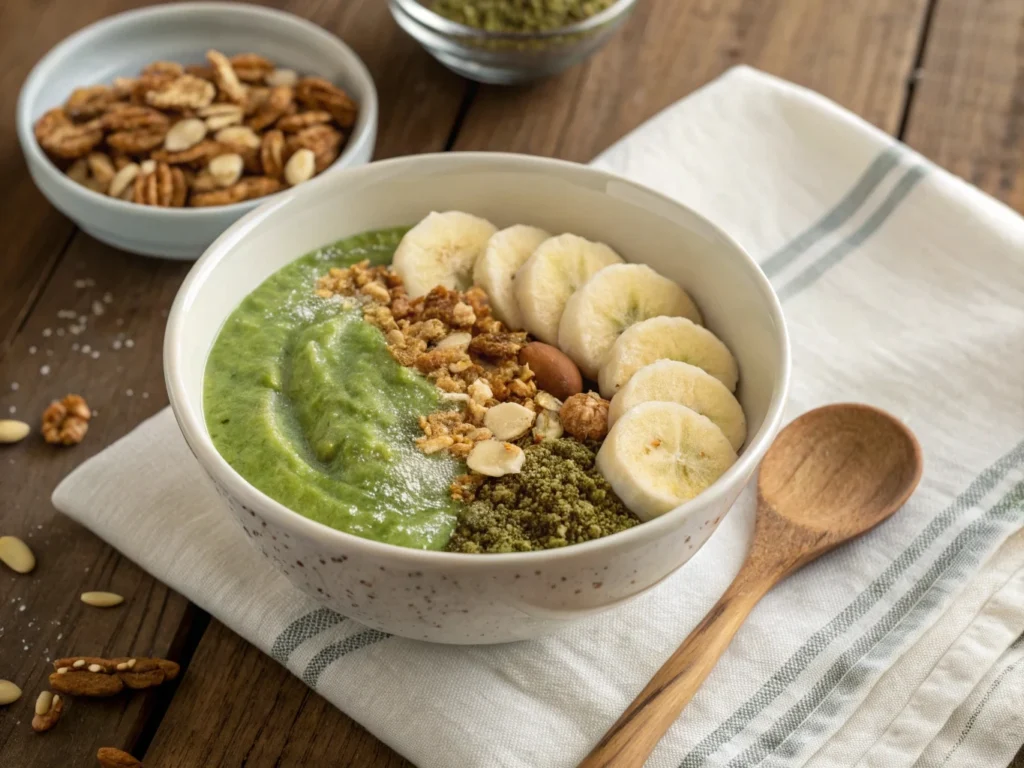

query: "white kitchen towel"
(52, 66), (1024, 768)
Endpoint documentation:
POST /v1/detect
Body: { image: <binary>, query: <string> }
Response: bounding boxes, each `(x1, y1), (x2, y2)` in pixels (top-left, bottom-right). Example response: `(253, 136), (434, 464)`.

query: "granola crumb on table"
(41, 394), (91, 445)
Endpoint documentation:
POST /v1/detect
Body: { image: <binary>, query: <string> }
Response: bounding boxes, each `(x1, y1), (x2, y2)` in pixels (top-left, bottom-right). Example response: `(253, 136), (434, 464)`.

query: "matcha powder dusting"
(446, 438), (639, 553)
(432, 0), (616, 33)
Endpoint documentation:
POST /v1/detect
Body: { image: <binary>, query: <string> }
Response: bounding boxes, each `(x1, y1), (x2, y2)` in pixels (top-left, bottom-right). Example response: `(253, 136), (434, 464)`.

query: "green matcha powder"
(446, 438), (639, 553)
(433, 0), (616, 33)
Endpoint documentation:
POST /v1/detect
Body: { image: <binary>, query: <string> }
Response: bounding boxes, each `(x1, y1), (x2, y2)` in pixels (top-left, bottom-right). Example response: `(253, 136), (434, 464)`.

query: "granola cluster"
(316, 260), (539, 414)
(34, 51), (357, 208)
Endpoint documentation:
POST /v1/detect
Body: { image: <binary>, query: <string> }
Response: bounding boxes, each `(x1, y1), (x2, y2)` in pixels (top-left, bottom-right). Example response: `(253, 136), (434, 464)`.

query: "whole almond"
(108, 164), (140, 199)
(283, 148), (315, 186)
(208, 154), (244, 188)
(0, 535), (36, 574)
(265, 68), (298, 87)
(0, 419), (30, 443)
(0, 680), (22, 705)
(81, 591), (124, 608)
(518, 342), (583, 401)
(215, 125), (260, 150)
(164, 118), (207, 152)
(97, 746), (142, 767)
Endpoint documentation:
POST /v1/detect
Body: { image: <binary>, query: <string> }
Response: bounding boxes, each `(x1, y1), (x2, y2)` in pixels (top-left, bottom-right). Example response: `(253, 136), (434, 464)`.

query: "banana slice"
(598, 316), (738, 398)
(472, 224), (551, 329)
(595, 401), (737, 521)
(392, 211), (498, 298)
(558, 263), (702, 379)
(608, 360), (746, 451)
(514, 233), (623, 345)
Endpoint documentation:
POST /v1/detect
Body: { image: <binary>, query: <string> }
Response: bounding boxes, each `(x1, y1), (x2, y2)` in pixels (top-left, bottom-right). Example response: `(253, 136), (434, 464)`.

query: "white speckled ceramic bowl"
(16, 2), (377, 260)
(166, 153), (790, 644)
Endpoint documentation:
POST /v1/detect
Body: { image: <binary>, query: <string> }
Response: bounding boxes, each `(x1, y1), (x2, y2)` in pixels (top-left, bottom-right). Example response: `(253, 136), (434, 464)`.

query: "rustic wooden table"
(1, 1), (1022, 765)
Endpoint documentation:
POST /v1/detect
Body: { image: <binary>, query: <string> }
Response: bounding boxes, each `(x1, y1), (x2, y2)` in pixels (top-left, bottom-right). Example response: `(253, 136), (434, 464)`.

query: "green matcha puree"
(433, 0), (615, 33)
(205, 228), (462, 550)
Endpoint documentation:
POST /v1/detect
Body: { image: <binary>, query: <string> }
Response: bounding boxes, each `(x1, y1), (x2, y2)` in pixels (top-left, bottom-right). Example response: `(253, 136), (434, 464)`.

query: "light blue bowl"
(17, 2), (378, 260)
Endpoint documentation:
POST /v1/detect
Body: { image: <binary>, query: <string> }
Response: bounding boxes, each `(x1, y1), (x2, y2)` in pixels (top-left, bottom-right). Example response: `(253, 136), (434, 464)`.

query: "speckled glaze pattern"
(166, 153), (790, 644)
(207, 474), (745, 643)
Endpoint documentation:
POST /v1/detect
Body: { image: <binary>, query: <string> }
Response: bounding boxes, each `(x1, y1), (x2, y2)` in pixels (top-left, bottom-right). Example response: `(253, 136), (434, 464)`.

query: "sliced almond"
(535, 391), (563, 412)
(467, 378), (493, 404)
(215, 125), (260, 150)
(283, 147), (315, 186)
(108, 163), (140, 199)
(533, 410), (564, 442)
(0, 419), (30, 443)
(164, 118), (207, 152)
(0, 535), (35, 574)
(140, 159), (156, 175)
(0, 680), (22, 705)
(80, 591), (124, 608)
(266, 68), (298, 87)
(483, 402), (536, 441)
(208, 154), (244, 188)
(200, 103), (244, 131)
(436, 332), (472, 351)
(466, 440), (525, 477)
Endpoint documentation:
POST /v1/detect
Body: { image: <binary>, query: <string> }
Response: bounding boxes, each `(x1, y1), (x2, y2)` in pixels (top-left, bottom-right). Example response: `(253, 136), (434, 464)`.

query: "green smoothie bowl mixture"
(203, 213), (748, 553)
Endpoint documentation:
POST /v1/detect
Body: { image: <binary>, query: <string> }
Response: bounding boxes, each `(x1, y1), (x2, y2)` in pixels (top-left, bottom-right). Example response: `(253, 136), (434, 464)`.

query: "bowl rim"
(15, 1), (378, 219)
(390, 0), (637, 40)
(165, 151), (791, 567)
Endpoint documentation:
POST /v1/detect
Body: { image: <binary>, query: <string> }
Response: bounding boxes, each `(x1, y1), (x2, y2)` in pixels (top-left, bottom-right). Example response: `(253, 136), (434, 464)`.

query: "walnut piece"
(41, 394), (91, 446)
(560, 392), (610, 441)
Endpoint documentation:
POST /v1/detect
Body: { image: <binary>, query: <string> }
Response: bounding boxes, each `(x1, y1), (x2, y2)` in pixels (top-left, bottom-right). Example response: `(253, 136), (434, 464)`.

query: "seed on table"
(0, 535), (36, 574)
(80, 591), (124, 608)
(164, 118), (207, 152)
(56, 667), (69, 674)
(0, 680), (22, 705)
(284, 148), (315, 186)
(88, 664), (103, 673)
(34, 690), (53, 716)
(72, 660), (86, 668)
(0, 419), (30, 443)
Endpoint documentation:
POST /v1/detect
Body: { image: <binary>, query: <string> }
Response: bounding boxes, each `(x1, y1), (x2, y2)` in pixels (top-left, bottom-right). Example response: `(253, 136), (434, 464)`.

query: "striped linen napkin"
(53, 67), (1024, 767)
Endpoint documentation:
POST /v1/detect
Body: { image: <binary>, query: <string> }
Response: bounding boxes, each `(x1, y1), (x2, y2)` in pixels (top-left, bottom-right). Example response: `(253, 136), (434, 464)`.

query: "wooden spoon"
(579, 403), (922, 768)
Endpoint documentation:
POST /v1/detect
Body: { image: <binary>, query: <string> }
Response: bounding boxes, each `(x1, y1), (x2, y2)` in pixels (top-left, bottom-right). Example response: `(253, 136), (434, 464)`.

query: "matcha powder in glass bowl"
(446, 438), (640, 553)
(432, 0), (616, 33)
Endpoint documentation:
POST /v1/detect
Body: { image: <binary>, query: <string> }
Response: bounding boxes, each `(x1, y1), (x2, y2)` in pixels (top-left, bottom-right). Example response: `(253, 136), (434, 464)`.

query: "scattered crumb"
(91, 351), (100, 359)
(141, 392), (149, 399)
(56, 328), (65, 336)
(126, 389), (134, 397)
(116, 318), (124, 327)
(71, 343), (80, 352)
(92, 300), (105, 316)
(8, 406), (15, 415)
(112, 340), (122, 350)
(57, 310), (76, 319)
(46, 350), (53, 357)
(40, 365), (50, 375)
(10, 382), (18, 391)
(124, 339), (135, 349)
(28, 346), (37, 355)
(81, 345), (91, 354)
(42, 328), (52, 337)
(19, 605), (26, 612)
(103, 293), (113, 304)
(77, 315), (87, 325)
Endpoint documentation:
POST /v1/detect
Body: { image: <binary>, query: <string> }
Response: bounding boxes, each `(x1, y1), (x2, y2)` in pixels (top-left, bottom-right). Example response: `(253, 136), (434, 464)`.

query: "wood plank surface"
(140, 2), (936, 767)
(452, 0), (929, 159)
(901, 0), (1024, 213)
(0, 1), (463, 766)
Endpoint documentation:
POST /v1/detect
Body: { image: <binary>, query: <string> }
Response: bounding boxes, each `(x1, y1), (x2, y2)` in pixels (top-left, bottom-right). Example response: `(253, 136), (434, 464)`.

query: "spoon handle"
(577, 567), (774, 768)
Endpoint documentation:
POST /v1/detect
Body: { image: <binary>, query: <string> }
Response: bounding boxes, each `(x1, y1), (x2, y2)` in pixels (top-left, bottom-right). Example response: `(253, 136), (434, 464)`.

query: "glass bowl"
(388, 0), (638, 85)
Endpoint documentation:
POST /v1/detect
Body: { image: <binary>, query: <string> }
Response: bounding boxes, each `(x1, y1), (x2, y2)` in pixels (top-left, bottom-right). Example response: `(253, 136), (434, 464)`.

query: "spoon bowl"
(579, 403), (922, 768)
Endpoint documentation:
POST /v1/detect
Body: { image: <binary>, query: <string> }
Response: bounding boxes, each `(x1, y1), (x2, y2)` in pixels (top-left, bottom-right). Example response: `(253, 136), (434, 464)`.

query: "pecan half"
(66, 85), (115, 120)
(207, 49), (247, 104)
(41, 394), (91, 445)
(276, 110), (332, 133)
(49, 670), (124, 697)
(287, 124), (342, 172)
(146, 75), (216, 111)
(295, 76), (357, 128)
(39, 123), (104, 160)
(150, 138), (223, 166)
(141, 60), (184, 77)
(101, 105), (168, 132)
(31, 691), (64, 733)
(229, 53), (274, 82)
(97, 747), (142, 767)
(133, 162), (185, 206)
(246, 85), (293, 131)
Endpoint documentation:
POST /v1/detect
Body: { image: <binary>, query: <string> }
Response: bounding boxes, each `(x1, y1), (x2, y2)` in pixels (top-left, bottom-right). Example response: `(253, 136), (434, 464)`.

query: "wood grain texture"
(452, 0), (930, 159)
(0, 1), (463, 766)
(580, 405), (922, 768)
(143, 621), (413, 768)
(901, 0), (1024, 213)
